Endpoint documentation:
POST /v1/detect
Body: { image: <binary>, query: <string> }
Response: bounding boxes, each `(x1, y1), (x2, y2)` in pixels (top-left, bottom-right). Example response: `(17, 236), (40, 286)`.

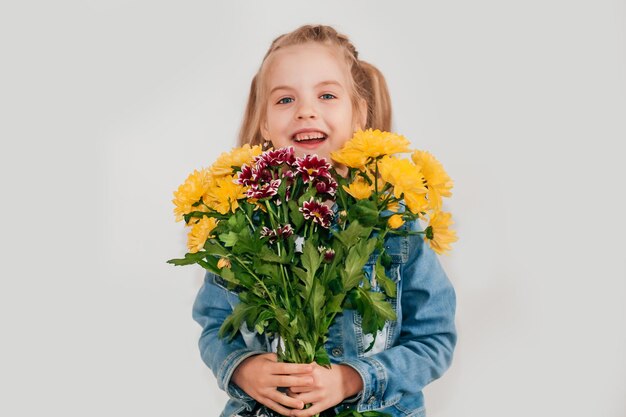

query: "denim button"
(367, 396), (375, 404)
(331, 347), (343, 357)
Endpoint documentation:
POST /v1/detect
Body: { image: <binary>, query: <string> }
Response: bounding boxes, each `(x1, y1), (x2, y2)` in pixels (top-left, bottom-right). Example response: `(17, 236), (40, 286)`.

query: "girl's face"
(260, 43), (366, 162)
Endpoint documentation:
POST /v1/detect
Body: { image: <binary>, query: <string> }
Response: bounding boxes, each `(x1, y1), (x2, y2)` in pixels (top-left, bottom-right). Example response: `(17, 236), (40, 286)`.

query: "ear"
(355, 98), (368, 130)
(260, 119), (270, 142)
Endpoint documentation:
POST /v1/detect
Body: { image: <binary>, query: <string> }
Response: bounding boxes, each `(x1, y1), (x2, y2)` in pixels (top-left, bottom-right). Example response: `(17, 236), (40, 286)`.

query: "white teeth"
(293, 132), (326, 142)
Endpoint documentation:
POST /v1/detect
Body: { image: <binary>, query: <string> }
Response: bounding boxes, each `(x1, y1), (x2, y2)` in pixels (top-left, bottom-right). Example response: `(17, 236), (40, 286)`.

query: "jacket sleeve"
(341, 222), (457, 411)
(192, 271), (265, 407)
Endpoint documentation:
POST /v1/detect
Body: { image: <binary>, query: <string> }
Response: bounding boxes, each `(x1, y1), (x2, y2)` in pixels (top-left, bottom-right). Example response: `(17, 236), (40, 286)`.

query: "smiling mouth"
(292, 132), (328, 144)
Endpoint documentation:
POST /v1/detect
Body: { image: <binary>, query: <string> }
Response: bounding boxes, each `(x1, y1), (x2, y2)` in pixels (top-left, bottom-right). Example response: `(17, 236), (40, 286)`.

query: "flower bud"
(217, 258), (231, 269)
(388, 214), (405, 229)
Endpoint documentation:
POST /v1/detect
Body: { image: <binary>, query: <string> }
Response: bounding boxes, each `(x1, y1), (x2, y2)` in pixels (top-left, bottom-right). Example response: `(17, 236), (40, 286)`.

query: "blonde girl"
(193, 24), (456, 417)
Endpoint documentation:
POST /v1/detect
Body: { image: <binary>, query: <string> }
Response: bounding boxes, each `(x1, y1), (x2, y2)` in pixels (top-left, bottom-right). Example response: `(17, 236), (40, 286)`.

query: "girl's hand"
(287, 363), (364, 417)
(231, 353), (314, 415)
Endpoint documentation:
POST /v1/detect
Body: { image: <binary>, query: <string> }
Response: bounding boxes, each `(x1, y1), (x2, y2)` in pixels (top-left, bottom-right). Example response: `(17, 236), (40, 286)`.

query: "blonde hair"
(237, 24), (392, 146)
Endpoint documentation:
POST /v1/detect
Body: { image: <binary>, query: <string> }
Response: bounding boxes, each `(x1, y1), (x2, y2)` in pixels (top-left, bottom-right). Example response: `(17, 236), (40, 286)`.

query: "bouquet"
(169, 129), (456, 413)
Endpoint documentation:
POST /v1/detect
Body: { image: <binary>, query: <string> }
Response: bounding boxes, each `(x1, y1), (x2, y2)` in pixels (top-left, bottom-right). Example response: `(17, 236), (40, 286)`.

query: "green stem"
(264, 200), (278, 228)
(233, 255), (277, 306)
(243, 208), (256, 232)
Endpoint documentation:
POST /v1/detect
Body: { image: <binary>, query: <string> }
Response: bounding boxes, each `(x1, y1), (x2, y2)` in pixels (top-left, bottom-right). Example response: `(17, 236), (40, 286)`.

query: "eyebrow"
(269, 80), (344, 95)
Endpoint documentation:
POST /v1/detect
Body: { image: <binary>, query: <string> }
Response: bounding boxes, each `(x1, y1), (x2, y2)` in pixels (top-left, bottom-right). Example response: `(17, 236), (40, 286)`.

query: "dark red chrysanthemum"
(246, 178), (281, 199)
(299, 198), (333, 229)
(314, 177), (338, 197)
(323, 248), (335, 262)
(256, 147), (296, 167)
(237, 164), (254, 186)
(277, 224), (294, 239)
(260, 224), (294, 243)
(295, 155), (332, 184)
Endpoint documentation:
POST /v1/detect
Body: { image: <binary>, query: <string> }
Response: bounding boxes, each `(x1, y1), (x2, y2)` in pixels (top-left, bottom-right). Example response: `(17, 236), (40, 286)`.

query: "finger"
(290, 402), (328, 417)
(271, 375), (314, 388)
(271, 362), (314, 375)
(287, 390), (322, 406)
(258, 398), (299, 417)
(267, 389), (305, 410)
(287, 386), (313, 394)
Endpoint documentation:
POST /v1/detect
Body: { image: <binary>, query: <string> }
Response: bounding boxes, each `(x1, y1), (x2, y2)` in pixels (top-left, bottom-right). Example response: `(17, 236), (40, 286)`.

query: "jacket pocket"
(209, 272), (242, 308)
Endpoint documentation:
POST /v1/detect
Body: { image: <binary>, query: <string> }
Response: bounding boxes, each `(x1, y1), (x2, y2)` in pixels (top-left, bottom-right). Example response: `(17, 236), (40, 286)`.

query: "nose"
(295, 99), (317, 120)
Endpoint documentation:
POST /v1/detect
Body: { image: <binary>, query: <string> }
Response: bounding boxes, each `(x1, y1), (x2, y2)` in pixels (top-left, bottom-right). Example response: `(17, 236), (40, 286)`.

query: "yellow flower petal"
(386, 200), (400, 212)
(331, 129), (411, 168)
(405, 191), (429, 214)
(412, 150), (453, 212)
(425, 211), (458, 254)
(343, 177), (374, 199)
(331, 147), (368, 169)
(388, 214), (405, 229)
(203, 175), (246, 214)
(377, 156), (427, 200)
(172, 169), (211, 222)
(187, 217), (218, 253)
(217, 258), (231, 269)
(211, 144), (263, 177)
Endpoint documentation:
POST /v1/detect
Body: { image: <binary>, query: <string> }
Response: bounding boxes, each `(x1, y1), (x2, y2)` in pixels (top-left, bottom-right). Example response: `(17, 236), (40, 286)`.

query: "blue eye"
(321, 93), (336, 100)
(277, 97), (293, 104)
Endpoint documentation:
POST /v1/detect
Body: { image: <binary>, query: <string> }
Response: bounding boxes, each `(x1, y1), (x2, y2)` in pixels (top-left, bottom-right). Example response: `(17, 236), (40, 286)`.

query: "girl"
(192, 24), (457, 417)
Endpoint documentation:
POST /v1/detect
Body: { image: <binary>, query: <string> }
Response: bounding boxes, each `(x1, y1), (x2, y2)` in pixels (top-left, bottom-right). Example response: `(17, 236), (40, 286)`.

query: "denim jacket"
(192, 219), (457, 417)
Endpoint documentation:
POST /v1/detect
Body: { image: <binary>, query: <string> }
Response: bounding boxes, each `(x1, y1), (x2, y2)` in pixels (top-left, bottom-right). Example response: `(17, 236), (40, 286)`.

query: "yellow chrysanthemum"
(425, 211), (457, 254)
(412, 150), (453, 212)
(331, 129), (411, 168)
(388, 214), (405, 229)
(203, 175), (246, 214)
(210, 144), (263, 177)
(187, 217), (218, 253)
(377, 155), (427, 200)
(331, 147), (368, 169)
(404, 191), (429, 214)
(343, 177), (374, 200)
(172, 169), (211, 222)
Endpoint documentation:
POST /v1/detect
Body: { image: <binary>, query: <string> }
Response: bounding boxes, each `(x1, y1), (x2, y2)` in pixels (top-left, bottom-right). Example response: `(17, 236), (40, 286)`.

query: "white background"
(1, 1), (625, 416)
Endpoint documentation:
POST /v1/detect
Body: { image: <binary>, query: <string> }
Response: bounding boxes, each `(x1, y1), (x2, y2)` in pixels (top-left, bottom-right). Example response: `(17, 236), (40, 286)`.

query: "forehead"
(263, 43), (351, 90)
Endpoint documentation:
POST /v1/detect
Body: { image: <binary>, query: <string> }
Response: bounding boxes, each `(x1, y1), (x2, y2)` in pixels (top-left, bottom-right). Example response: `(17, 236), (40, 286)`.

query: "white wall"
(1, 1), (625, 416)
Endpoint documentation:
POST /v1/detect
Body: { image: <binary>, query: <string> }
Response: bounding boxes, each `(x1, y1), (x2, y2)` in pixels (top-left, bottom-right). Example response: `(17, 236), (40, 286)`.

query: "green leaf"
(326, 293), (344, 314)
(253, 260), (280, 282)
(297, 339), (315, 359)
(357, 288), (397, 338)
(218, 302), (255, 341)
(203, 239), (229, 257)
(288, 200), (305, 230)
(348, 200), (379, 227)
(309, 280), (325, 326)
(297, 187), (317, 205)
(166, 251), (208, 266)
(374, 257), (397, 298)
(258, 246), (289, 264)
(315, 345), (331, 368)
(341, 238), (377, 291)
(254, 310), (275, 335)
(232, 230), (263, 255)
(332, 220), (371, 248)
(219, 231), (239, 247)
(219, 267), (238, 284)
(301, 239), (322, 276)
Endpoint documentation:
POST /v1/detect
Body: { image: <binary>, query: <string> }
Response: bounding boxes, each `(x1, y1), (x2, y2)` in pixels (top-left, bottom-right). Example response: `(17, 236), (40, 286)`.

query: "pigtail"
(237, 74), (264, 147)
(358, 60), (392, 132)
